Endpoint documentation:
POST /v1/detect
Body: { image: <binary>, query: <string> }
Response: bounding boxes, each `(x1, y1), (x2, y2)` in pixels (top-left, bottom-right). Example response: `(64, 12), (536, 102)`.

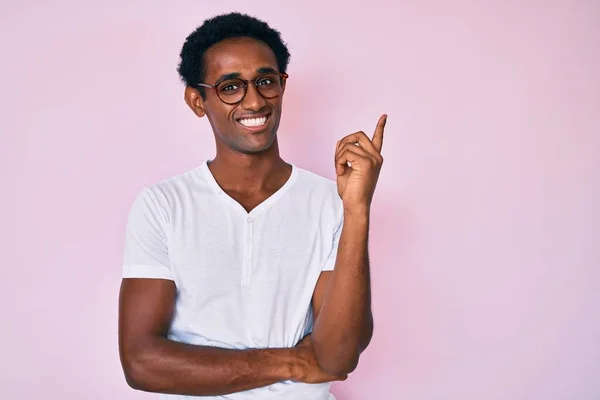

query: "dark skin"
(185, 36), (291, 212)
(119, 36), (384, 395)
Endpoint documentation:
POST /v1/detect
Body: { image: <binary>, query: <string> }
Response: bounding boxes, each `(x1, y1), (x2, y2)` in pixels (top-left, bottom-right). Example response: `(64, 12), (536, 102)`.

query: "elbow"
(325, 357), (359, 376)
(120, 348), (159, 392)
(317, 351), (360, 375)
(312, 322), (373, 375)
(122, 356), (150, 391)
(312, 338), (360, 375)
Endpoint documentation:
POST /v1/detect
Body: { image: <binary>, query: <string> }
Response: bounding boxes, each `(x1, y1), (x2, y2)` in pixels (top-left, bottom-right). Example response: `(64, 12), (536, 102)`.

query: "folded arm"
(118, 278), (302, 396)
(119, 189), (345, 395)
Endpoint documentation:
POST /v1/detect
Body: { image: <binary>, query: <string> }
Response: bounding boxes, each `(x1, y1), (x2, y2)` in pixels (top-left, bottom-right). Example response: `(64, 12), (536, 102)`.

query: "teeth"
(239, 116), (267, 127)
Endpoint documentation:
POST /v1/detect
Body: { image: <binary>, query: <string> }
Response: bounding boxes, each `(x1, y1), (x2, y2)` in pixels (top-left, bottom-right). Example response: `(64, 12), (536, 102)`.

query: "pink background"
(2, 1), (599, 399)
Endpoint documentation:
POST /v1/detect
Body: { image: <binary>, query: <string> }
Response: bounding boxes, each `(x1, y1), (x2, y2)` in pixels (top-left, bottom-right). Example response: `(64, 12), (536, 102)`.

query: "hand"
(290, 334), (348, 383)
(335, 114), (386, 212)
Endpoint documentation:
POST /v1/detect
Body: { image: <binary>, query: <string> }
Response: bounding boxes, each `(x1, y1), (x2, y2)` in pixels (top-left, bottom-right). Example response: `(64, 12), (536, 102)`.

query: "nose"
(240, 83), (267, 111)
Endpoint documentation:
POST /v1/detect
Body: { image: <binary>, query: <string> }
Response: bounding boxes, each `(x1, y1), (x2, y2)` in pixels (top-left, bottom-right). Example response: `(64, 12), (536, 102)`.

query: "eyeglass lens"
(216, 73), (284, 104)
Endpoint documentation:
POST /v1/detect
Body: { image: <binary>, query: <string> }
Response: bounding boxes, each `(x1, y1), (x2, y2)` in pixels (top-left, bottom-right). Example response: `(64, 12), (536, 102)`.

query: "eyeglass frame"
(196, 72), (289, 105)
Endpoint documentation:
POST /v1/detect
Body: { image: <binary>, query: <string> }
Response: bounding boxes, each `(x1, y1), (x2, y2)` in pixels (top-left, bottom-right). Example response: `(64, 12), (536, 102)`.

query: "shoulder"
(130, 165), (207, 215)
(292, 166), (343, 216)
(294, 166), (338, 195)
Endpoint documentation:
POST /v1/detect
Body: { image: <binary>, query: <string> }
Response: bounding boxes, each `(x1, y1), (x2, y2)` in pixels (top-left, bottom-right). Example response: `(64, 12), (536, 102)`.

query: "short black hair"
(177, 12), (291, 92)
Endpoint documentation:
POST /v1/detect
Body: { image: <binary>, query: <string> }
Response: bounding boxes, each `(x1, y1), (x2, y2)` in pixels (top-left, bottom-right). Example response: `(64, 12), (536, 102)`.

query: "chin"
(239, 133), (277, 154)
(242, 142), (275, 154)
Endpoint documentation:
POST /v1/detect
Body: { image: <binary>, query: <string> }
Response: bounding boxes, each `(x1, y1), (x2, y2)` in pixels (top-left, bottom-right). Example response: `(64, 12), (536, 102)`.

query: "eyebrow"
(256, 67), (277, 74)
(214, 67), (278, 84)
(214, 72), (241, 83)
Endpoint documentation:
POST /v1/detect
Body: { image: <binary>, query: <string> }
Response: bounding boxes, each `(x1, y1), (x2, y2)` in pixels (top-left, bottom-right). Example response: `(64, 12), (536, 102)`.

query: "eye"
(257, 77), (274, 86)
(221, 83), (240, 92)
(217, 80), (244, 93)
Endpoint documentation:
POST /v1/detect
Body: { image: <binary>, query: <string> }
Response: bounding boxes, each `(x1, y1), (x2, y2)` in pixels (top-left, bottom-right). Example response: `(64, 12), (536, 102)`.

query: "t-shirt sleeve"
(322, 203), (344, 272)
(122, 188), (173, 280)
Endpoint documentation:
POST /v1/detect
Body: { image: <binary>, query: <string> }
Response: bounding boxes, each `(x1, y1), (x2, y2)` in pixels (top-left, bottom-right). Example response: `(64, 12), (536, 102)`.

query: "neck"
(208, 138), (290, 193)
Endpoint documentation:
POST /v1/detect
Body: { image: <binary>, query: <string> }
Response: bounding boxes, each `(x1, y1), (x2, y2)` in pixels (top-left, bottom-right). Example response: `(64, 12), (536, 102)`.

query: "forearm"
(312, 208), (373, 374)
(122, 335), (296, 396)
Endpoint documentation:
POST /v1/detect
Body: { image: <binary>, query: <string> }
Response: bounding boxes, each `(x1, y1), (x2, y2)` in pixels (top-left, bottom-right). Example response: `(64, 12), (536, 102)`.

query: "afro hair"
(177, 12), (291, 93)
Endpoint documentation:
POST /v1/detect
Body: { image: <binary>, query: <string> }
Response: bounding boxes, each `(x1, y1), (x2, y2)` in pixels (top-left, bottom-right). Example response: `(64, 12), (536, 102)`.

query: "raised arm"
(311, 114), (386, 375)
(119, 278), (345, 396)
(311, 214), (373, 375)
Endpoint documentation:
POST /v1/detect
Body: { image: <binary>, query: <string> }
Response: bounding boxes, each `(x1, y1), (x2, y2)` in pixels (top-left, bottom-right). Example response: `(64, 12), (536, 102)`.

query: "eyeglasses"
(197, 72), (288, 105)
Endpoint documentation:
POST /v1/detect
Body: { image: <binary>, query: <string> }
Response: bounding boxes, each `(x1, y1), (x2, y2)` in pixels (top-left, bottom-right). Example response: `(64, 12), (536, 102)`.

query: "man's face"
(191, 37), (285, 154)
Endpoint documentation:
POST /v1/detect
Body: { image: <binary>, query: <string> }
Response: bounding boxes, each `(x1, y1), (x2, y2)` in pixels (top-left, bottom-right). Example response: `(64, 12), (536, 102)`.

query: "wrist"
(285, 347), (304, 381)
(343, 205), (370, 221)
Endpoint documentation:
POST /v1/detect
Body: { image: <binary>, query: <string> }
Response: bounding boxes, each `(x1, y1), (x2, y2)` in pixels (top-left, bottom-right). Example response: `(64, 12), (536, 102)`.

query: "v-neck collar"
(200, 160), (299, 217)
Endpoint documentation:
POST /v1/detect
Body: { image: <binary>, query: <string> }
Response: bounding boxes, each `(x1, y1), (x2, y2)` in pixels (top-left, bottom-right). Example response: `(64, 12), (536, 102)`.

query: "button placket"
(242, 217), (254, 285)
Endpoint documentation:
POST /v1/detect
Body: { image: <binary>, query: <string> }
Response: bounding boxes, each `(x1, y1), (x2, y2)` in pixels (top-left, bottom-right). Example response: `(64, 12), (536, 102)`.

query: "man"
(118, 12), (385, 400)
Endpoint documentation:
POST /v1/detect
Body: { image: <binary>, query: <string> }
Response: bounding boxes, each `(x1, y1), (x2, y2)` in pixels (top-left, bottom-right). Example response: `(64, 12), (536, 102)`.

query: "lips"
(236, 113), (271, 131)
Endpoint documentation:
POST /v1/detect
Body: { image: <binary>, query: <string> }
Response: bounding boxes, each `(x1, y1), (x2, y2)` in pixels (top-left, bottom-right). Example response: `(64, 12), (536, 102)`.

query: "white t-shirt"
(122, 161), (344, 400)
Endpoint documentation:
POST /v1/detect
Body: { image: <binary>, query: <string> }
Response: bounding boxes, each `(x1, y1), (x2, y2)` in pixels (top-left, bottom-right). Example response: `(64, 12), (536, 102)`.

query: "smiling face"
(185, 37), (286, 155)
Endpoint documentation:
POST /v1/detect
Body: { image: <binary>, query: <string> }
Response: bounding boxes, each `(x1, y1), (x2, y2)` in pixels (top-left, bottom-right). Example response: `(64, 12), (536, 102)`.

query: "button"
(246, 218), (253, 223)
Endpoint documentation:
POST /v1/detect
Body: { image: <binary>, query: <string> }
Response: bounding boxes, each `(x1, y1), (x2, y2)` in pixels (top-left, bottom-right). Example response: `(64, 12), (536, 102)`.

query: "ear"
(184, 86), (206, 118)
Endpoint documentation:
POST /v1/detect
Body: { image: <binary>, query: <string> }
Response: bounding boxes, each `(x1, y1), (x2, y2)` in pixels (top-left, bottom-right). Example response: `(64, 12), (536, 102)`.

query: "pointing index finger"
(372, 114), (387, 152)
